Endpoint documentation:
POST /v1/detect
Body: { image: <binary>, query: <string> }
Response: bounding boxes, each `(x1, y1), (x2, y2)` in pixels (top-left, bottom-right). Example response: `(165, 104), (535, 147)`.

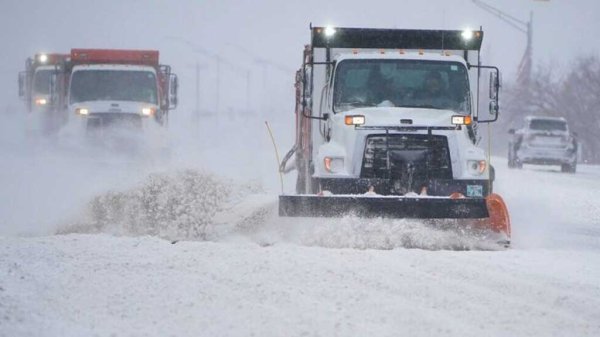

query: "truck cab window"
(70, 70), (158, 104)
(333, 59), (470, 114)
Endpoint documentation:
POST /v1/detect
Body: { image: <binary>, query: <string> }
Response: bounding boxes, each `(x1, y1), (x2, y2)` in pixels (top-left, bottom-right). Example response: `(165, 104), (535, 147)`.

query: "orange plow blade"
(483, 193), (512, 240)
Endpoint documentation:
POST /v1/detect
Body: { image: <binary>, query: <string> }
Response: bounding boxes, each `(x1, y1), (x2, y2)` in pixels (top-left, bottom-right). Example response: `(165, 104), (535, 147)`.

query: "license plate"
(467, 185), (483, 197)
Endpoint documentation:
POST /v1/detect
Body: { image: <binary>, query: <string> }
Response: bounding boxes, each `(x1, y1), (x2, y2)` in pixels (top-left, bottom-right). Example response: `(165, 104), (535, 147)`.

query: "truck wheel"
(561, 162), (576, 173)
(508, 157), (515, 168)
(515, 160), (523, 169)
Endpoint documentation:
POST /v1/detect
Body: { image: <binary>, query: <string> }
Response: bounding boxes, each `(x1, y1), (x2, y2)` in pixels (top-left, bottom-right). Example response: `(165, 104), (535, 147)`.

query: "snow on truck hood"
(337, 106), (463, 127)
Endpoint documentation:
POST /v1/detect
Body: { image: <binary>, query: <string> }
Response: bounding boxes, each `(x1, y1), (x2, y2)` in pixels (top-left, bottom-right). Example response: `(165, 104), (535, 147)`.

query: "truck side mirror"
(508, 128), (515, 135)
(18, 72), (26, 98)
(489, 101), (498, 116)
(49, 73), (58, 105)
(168, 74), (178, 109)
(489, 72), (500, 100)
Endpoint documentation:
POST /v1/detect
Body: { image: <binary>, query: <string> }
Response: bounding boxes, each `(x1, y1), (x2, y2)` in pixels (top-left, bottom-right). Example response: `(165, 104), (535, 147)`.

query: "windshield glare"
(70, 70), (158, 104)
(33, 70), (52, 95)
(333, 59), (471, 113)
(530, 119), (567, 131)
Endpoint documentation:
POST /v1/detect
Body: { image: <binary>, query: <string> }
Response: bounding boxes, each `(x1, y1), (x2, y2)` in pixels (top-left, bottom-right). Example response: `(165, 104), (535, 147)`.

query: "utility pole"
(472, 0), (533, 87)
(195, 62), (200, 117)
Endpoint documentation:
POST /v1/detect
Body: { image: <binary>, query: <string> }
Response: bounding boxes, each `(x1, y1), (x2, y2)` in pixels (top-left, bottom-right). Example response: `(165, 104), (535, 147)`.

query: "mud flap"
(279, 195), (490, 219)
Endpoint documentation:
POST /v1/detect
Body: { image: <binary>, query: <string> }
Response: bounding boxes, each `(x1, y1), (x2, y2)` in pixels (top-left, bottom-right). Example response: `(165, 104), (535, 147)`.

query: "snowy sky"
(1, 0), (599, 114)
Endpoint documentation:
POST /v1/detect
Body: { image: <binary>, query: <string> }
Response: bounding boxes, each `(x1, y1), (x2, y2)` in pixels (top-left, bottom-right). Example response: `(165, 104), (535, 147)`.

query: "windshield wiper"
(397, 104), (442, 109)
(336, 101), (377, 109)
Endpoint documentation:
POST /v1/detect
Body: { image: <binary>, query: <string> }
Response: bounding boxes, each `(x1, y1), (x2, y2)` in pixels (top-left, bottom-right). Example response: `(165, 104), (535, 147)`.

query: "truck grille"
(361, 134), (452, 192)
(87, 113), (142, 129)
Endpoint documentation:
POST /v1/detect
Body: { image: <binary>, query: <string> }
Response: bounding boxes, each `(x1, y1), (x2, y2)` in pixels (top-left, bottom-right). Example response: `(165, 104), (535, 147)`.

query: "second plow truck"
(18, 53), (69, 134)
(279, 26), (511, 246)
(52, 49), (178, 132)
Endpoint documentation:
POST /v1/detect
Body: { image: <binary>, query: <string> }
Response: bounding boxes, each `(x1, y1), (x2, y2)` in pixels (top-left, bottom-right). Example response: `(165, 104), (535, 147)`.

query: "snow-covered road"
(2, 233), (599, 337)
(1, 116), (600, 336)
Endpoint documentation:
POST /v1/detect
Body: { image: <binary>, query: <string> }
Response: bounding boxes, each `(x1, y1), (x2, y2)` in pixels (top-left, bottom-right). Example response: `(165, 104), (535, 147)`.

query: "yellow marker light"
(324, 157), (344, 173)
(344, 115), (365, 126)
(324, 26), (336, 37)
(141, 107), (155, 116)
(35, 98), (47, 105)
(38, 54), (48, 63)
(324, 157), (332, 172)
(76, 108), (89, 115)
(451, 115), (472, 125)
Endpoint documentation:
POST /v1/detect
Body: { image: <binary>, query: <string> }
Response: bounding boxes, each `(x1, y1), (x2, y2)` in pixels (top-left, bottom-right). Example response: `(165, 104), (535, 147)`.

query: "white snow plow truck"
(279, 26), (511, 245)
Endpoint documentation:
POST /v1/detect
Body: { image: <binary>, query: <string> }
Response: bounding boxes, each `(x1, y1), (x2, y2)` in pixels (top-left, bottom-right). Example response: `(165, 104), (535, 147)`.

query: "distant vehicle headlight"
(75, 108), (89, 115)
(141, 107), (155, 116)
(34, 98), (47, 105)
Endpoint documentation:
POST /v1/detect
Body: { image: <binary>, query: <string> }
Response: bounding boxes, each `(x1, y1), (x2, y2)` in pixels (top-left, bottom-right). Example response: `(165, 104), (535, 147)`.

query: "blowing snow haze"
(2, 1), (600, 337)
(1, 0), (600, 113)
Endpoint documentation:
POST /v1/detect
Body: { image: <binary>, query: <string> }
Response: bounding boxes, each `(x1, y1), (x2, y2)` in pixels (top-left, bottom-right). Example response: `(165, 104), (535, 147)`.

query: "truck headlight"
(344, 115), (365, 126)
(76, 108), (89, 115)
(467, 160), (487, 175)
(324, 157), (344, 173)
(141, 107), (155, 116)
(451, 115), (472, 125)
(35, 98), (48, 106)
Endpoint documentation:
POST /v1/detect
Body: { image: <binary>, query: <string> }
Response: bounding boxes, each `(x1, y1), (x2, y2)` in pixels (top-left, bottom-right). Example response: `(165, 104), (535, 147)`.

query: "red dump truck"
(49, 49), (178, 132)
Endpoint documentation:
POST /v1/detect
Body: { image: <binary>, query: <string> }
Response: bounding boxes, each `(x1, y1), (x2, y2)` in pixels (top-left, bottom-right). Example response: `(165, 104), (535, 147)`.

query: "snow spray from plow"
(60, 170), (507, 250)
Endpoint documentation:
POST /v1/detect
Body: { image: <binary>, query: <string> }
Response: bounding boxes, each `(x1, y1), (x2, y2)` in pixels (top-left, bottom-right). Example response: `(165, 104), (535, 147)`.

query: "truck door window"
(33, 70), (52, 95)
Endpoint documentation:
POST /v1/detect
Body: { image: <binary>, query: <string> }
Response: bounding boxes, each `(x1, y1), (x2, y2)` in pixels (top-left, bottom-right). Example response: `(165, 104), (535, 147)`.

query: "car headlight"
(324, 157), (344, 173)
(467, 160), (487, 175)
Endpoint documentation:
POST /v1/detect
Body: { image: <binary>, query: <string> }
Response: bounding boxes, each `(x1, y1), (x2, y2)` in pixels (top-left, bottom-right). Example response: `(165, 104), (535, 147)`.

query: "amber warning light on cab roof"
(70, 49), (159, 65)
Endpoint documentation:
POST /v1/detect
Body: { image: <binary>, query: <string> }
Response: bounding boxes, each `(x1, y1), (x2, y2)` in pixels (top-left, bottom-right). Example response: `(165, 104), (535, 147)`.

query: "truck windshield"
(70, 70), (158, 104)
(33, 69), (52, 95)
(529, 119), (567, 131)
(333, 59), (470, 113)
